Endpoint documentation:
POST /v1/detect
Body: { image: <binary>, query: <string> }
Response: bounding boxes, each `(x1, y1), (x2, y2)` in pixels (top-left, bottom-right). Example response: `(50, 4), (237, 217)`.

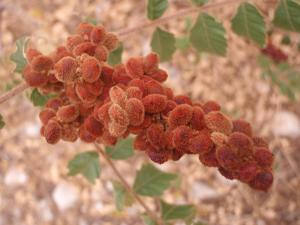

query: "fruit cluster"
(22, 23), (274, 191)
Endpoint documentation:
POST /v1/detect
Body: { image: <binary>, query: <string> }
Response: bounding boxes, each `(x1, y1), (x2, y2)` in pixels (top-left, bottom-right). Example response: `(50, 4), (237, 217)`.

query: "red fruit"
(228, 132), (253, 158)
(95, 45), (109, 62)
(73, 42), (97, 56)
(199, 148), (219, 167)
(254, 147), (274, 167)
(173, 95), (192, 105)
(108, 121), (128, 137)
(239, 161), (257, 183)
(84, 115), (103, 137)
(76, 22), (94, 40)
(75, 82), (97, 103)
(126, 87), (143, 100)
(204, 111), (233, 135)
(202, 101), (221, 113)
(57, 105), (79, 123)
(210, 132), (228, 147)
(148, 69), (168, 82)
(250, 171), (273, 191)
(142, 94), (167, 113)
(54, 56), (77, 82)
(103, 32), (119, 50)
(44, 120), (62, 144)
(143, 52), (159, 74)
(233, 119), (253, 137)
(125, 98), (145, 126)
(45, 98), (63, 111)
(145, 79), (165, 95)
(190, 106), (205, 130)
(62, 126), (78, 142)
(39, 108), (56, 125)
(108, 104), (129, 127)
(172, 125), (193, 153)
(125, 57), (144, 78)
(162, 100), (177, 115)
(216, 145), (240, 170)
(26, 48), (41, 63)
(147, 149), (169, 164)
(80, 55), (101, 83)
(23, 65), (48, 87)
(168, 104), (193, 128)
(79, 126), (97, 143)
(66, 35), (84, 51)
(109, 86), (127, 108)
(146, 123), (165, 150)
(90, 26), (106, 44)
(31, 55), (53, 72)
(189, 132), (213, 154)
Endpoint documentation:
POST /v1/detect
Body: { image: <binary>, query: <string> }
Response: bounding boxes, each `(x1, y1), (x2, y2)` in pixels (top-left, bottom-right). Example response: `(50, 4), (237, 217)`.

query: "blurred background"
(0, 0), (299, 224)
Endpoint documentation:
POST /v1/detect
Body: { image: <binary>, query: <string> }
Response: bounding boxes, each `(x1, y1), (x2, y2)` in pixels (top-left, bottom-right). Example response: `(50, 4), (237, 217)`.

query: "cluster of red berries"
(261, 40), (288, 63)
(22, 23), (274, 191)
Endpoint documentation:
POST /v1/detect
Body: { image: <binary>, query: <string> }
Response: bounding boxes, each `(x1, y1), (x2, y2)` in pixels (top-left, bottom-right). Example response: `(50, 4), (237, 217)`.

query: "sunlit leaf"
(112, 181), (133, 211)
(160, 200), (196, 223)
(30, 88), (56, 107)
(147, 0), (169, 20)
(105, 138), (134, 160)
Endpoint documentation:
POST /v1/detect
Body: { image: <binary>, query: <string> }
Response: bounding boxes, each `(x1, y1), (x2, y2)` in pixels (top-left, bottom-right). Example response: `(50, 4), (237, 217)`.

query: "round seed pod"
(218, 167), (235, 180)
(238, 161), (257, 183)
(199, 148), (219, 167)
(252, 136), (269, 148)
(143, 52), (159, 74)
(50, 46), (73, 63)
(73, 42), (97, 56)
(162, 100), (177, 116)
(31, 55), (53, 72)
(54, 56), (77, 82)
(125, 98), (145, 126)
(103, 32), (119, 50)
(39, 108), (56, 125)
(210, 132), (228, 147)
(173, 95), (192, 105)
(190, 106), (205, 130)
(57, 104), (79, 123)
(142, 94), (167, 113)
(172, 125), (193, 153)
(84, 115), (103, 137)
(250, 171), (273, 191)
(109, 86), (127, 108)
(189, 131), (213, 154)
(76, 22), (94, 40)
(146, 123), (165, 151)
(80, 55), (101, 83)
(202, 101), (221, 113)
(164, 87), (174, 100)
(66, 35), (84, 51)
(65, 83), (81, 103)
(62, 125), (78, 142)
(168, 104), (193, 128)
(95, 45), (109, 62)
(44, 120), (62, 144)
(148, 69), (168, 82)
(204, 111), (233, 135)
(128, 79), (145, 94)
(216, 145), (240, 170)
(228, 132), (254, 158)
(145, 79), (165, 95)
(23, 65), (48, 87)
(99, 130), (118, 146)
(108, 104), (129, 127)
(75, 82), (97, 104)
(126, 87), (143, 100)
(45, 98), (63, 111)
(125, 57), (144, 78)
(97, 102), (111, 128)
(254, 147), (274, 167)
(170, 149), (184, 161)
(26, 48), (42, 63)
(84, 79), (104, 96)
(147, 149), (169, 164)
(233, 119), (253, 137)
(79, 126), (97, 143)
(108, 121), (128, 137)
(90, 25), (106, 44)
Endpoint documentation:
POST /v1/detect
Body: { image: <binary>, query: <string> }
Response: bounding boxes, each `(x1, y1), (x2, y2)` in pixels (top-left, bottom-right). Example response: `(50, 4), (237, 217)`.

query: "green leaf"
(185, 17), (194, 31)
(30, 88), (55, 107)
(68, 151), (100, 184)
(133, 164), (177, 196)
(191, 0), (209, 7)
(175, 37), (190, 50)
(151, 27), (176, 61)
(231, 2), (266, 47)
(190, 13), (227, 56)
(10, 37), (29, 73)
(278, 81), (296, 100)
(85, 17), (98, 25)
(160, 200), (196, 223)
(108, 43), (123, 66)
(142, 215), (160, 225)
(147, 0), (169, 20)
(105, 138), (134, 160)
(257, 55), (272, 70)
(0, 114), (5, 129)
(112, 181), (133, 211)
(273, 0), (300, 33)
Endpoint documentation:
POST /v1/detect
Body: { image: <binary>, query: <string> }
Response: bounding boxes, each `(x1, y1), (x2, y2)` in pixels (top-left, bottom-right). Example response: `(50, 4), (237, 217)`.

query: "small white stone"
(52, 181), (79, 211)
(37, 200), (53, 221)
(4, 168), (28, 186)
(23, 121), (40, 137)
(190, 181), (219, 200)
(272, 111), (300, 138)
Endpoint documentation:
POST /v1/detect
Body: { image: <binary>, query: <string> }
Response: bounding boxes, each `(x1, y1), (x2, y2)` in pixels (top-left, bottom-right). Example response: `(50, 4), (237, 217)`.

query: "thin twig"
(117, 0), (242, 36)
(0, 0), (245, 105)
(94, 143), (164, 225)
(0, 82), (28, 105)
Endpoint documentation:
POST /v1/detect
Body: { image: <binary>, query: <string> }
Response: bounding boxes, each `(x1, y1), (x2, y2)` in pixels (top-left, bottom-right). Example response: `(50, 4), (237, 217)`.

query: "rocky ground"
(0, 0), (299, 225)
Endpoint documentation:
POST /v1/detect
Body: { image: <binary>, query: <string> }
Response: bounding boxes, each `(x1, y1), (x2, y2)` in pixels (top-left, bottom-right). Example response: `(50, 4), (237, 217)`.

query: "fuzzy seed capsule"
(39, 108), (56, 125)
(54, 56), (77, 82)
(168, 104), (193, 128)
(125, 98), (145, 126)
(23, 65), (48, 87)
(142, 94), (167, 113)
(204, 111), (233, 135)
(56, 105), (79, 123)
(80, 55), (102, 83)
(44, 120), (62, 144)
(90, 26), (106, 44)
(31, 55), (53, 72)
(108, 104), (129, 127)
